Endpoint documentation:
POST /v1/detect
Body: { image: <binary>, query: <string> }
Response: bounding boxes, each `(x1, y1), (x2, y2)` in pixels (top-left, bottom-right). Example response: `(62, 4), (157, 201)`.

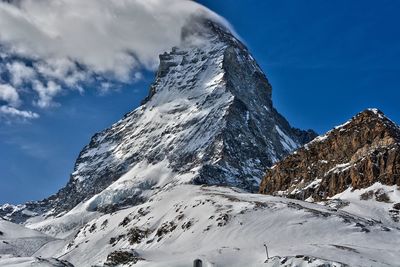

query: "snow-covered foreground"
(2, 184), (399, 266)
(0, 219), (55, 257)
(0, 219), (74, 266)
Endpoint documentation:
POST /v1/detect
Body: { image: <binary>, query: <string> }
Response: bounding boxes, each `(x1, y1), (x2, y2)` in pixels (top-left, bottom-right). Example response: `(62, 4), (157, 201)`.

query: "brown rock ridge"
(259, 108), (400, 201)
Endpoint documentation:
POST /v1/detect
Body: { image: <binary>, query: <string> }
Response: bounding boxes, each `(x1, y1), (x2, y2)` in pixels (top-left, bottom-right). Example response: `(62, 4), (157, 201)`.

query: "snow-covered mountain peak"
(1, 18), (315, 222)
(180, 15), (236, 45)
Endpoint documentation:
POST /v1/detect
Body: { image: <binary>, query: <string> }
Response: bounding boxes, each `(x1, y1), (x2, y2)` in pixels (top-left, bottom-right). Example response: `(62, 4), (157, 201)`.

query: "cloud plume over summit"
(0, 0), (229, 120)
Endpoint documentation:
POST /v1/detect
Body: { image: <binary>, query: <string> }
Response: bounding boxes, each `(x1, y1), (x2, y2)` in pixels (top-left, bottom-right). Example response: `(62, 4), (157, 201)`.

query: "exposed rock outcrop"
(260, 109), (400, 200)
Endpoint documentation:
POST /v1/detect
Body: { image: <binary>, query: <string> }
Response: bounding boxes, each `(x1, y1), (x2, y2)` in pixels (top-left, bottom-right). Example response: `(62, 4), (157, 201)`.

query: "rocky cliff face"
(1, 17), (315, 221)
(259, 109), (400, 200)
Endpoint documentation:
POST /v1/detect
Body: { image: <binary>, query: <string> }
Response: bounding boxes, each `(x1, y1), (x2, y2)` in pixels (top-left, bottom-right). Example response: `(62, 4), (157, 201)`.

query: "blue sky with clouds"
(1, 0), (400, 204)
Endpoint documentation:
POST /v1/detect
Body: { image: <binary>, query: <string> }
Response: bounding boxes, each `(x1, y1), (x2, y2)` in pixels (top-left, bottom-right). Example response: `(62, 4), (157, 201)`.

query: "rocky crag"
(260, 108), (400, 201)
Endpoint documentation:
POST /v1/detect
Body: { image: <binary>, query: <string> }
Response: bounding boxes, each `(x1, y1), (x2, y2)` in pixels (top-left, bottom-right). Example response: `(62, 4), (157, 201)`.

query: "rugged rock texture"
(260, 109), (400, 200)
(1, 17), (315, 221)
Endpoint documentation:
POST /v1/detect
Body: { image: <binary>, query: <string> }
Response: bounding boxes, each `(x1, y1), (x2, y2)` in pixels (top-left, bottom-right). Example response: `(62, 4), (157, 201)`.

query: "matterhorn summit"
(1, 17), (315, 222)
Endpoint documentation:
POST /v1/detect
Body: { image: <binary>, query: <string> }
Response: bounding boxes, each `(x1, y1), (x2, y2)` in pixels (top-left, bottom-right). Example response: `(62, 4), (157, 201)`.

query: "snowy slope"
(0, 218), (55, 257)
(0, 219), (74, 266)
(327, 182), (400, 228)
(0, 257), (73, 267)
(14, 185), (399, 267)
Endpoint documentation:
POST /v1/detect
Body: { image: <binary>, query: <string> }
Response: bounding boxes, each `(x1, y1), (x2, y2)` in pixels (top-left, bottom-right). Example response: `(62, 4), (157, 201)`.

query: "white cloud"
(6, 61), (36, 86)
(34, 58), (88, 90)
(0, 0), (230, 120)
(0, 0), (227, 77)
(0, 105), (39, 120)
(0, 83), (20, 107)
(32, 80), (62, 108)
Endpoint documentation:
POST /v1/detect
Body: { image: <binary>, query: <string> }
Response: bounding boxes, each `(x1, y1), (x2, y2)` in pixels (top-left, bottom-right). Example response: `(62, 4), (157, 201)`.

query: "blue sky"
(1, 0), (400, 204)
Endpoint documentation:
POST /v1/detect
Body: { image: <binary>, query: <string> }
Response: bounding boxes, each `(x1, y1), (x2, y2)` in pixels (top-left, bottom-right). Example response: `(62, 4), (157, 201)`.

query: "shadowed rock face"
(260, 109), (400, 201)
(1, 17), (315, 222)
